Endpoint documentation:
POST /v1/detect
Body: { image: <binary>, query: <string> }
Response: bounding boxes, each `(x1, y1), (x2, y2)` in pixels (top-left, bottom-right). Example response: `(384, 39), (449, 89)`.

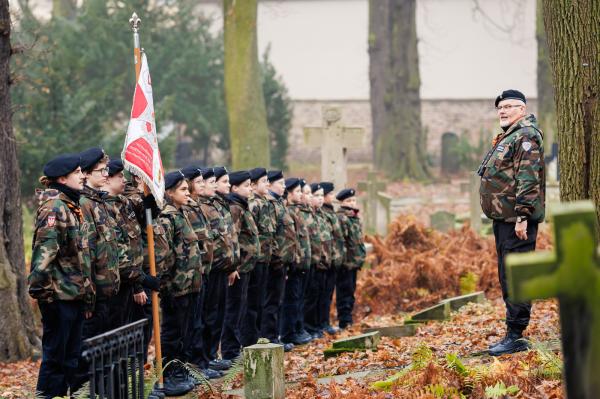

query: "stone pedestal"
(243, 342), (285, 399)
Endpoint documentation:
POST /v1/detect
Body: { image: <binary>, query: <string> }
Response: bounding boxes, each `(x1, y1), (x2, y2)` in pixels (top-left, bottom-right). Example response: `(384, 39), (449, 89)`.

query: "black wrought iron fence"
(81, 318), (148, 399)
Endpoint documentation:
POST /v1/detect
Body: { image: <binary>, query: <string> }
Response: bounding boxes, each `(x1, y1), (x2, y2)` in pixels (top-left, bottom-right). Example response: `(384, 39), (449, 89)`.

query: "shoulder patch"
(47, 213), (56, 227)
(522, 142), (532, 152)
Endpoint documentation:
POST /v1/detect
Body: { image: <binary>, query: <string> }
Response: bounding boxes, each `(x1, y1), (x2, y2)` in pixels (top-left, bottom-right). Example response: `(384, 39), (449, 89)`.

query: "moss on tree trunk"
(224, 0), (270, 169)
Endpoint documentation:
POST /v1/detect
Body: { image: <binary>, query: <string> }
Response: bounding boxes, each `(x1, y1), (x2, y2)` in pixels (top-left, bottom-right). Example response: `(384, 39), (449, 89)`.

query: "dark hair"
(38, 175), (57, 187)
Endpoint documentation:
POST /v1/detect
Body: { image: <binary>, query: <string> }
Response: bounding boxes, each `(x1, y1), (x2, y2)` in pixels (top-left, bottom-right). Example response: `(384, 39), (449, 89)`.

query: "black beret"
(336, 188), (356, 201)
(165, 170), (186, 190)
(285, 177), (301, 192)
(201, 167), (215, 180)
(299, 178), (307, 188)
(320, 182), (334, 195)
(310, 183), (322, 193)
(107, 159), (124, 177)
(229, 170), (251, 186)
(495, 89), (526, 107)
(267, 170), (284, 182)
(43, 153), (80, 178)
(80, 147), (106, 171)
(214, 166), (229, 180)
(249, 167), (267, 182)
(181, 165), (203, 180)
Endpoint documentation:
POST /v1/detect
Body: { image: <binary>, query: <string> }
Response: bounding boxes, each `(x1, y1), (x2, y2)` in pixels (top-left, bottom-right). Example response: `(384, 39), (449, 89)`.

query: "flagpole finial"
(129, 12), (141, 33)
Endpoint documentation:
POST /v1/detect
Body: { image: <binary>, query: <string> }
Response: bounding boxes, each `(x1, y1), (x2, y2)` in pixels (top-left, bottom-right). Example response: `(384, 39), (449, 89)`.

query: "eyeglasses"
(92, 167), (109, 176)
(496, 104), (523, 111)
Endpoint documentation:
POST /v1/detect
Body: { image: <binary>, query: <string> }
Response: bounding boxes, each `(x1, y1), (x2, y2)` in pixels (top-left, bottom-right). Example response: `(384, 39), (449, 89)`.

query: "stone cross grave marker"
(430, 210), (456, 232)
(358, 171), (386, 235)
(506, 201), (600, 398)
(304, 106), (365, 190)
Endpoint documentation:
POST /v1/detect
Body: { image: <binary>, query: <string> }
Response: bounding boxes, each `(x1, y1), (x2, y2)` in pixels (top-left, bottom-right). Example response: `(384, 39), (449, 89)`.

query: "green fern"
(426, 383), (466, 398)
(371, 366), (413, 391)
(459, 272), (479, 294)
(444, 353), (469, 377)
(529, 340), (563, 380)
(221, 354), (245, 389)
(412, 344), (434, 370)
(484, 381), (520, 398)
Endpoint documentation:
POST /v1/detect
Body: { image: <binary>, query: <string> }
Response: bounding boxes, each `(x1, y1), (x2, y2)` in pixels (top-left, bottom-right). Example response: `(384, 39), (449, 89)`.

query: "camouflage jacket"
(104, 194), (145, 292)
(289, 203), (311, 271)
(300, 205), (320, 267)
(337, 206), (366, 270)
(228, 193), (260, 273)
(155, 202), (202, 297)
(479, 114), (545, 223)
(269, 193), (299, 269)
(183, 200), (211, 274)
(322, 203), (344, 268)
(249, 193), (276, 265)
(315, 208), (333, 270)
(198, 195), (235, 273)
(80, 185), (120, 299)
(29, 188), (95, 309)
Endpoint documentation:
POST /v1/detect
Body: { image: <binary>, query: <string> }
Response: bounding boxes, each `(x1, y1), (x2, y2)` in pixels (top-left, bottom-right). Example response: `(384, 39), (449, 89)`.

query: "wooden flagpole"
(129, 12), (163, 388)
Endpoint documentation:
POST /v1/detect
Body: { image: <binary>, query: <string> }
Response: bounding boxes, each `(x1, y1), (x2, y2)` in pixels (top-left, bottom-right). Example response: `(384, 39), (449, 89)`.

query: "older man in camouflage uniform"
(478, 89), (545, 356)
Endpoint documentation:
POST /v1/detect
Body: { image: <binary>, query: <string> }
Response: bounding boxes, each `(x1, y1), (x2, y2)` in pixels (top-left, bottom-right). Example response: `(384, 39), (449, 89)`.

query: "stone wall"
(287, 98), (538, 167)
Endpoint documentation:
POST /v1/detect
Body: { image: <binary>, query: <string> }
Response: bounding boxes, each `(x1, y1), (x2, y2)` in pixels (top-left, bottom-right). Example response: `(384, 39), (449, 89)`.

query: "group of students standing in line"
(29, 147), (366, 398)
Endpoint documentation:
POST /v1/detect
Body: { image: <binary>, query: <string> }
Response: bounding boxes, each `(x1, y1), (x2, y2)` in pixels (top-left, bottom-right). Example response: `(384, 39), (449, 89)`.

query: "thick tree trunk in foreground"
(536, 0), (556, 147)
(224, 0), (270, 169)
(0, 0), (39, 361)
(543, 0), (600, 225)
(369, 0), (428, 180)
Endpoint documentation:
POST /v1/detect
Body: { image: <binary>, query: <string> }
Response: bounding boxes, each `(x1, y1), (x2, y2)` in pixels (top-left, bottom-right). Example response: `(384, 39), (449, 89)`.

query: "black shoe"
(311, 330), (324, 339)
(202, 368), (223, 380)
(339, 323), (352, 330)
(298, 330), (314, 343)
(324, 325), (339, 335)
(148, 385), (166, 399)
(162, 376), (194, 397)
(489, 333), (530, 356)
(289, 334), (311, 346)
(488, 334), (511, 351)
(283, 342), (294, 352)
(209, 358), (232, 371)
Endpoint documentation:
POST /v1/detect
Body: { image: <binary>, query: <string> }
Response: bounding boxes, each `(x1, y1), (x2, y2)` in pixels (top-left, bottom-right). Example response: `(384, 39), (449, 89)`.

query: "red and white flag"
(122, 52), (165, 207)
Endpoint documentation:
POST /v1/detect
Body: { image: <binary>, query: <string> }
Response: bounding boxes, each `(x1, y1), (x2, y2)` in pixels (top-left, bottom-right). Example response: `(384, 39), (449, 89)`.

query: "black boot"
(488, 331), (529, 356)
(162, 367), (194, 397)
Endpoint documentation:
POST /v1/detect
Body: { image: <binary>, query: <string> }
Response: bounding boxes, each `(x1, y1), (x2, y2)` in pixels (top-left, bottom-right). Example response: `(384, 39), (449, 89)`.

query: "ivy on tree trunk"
(224, 0), (270, 169)
(369, 0), (428, 180)
(542, 0), (600, 227)
(0, 0), (39, 361)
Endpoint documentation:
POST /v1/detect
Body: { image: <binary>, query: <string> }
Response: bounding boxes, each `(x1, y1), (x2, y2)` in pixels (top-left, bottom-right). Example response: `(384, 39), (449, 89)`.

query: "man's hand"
(515, 220), (528, 240)
(84, 311), (93, 319)
(228, 271), (240, 286)
(133, 291), (148, 305)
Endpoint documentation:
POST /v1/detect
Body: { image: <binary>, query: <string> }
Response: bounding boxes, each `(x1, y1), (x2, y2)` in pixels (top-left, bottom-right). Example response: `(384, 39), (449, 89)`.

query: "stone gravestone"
(243, 340), (285, 399)
(358, 171), (386, 235)
(441, 132), (460, 175)
(430, 210), (456, 232)
(506, 201), (600, 398)
(304, 106), (365, 190)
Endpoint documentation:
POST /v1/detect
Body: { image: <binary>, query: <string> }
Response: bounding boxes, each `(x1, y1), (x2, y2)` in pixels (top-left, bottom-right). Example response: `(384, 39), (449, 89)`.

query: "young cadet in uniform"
(180, 166), (222, 379)
(73, 147), (121, 390)
(336, 189), (366, 329)
(261, 170), (296, 352)
(154, 171), (202, 396)
(320, 182), (344, 335)
(280, 178), (312, 346)
(304, 183), (330, 338)
(241, 167), (275, 346)
(202, 166), (236, 371)
(103, 159), (148, 328)
(29, 154), (94, 399)
(222, 171), (260, 361)
(297, 181), (317, 342)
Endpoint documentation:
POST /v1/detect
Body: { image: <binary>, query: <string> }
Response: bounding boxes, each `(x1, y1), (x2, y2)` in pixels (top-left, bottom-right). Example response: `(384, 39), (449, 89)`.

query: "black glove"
(142, 194), (161, 219)
(141, 274), (161, 292)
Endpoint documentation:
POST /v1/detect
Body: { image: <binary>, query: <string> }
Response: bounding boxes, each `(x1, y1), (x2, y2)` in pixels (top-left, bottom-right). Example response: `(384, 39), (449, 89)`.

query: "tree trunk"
(542, 0), (600, 225)
(0, 0), (40, 361)
(536, 0), (556, 147)
(369, 0), (428, 180)
(224, 0), (270, 169)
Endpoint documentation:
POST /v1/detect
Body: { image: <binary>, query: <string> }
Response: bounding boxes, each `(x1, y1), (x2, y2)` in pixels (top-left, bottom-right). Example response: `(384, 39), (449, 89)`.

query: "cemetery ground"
(0, 212), (565, 398)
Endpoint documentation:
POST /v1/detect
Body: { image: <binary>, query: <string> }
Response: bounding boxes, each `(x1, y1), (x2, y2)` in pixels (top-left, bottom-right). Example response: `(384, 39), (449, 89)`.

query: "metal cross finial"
(129, 12), (141, 33)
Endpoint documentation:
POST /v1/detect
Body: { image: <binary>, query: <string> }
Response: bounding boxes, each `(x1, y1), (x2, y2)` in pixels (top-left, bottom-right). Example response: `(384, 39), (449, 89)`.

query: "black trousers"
(493, 220), (537, 334)
(296, 267), (312, 334)
(131, 288), (153, 363)
(221, 272), (250, 360)
(108, 283), (135, 329)
(240, 262), (268, 347)
(188, 275), (209, 368)
(336, 268), (358, 328)
(161, 293), (194, 372)
(202, 269), (228, 361)
(280, 268), (306, 342)
(320, 268), (337, 329)
(260, 264), (286, 342)
(36, 300), (84, 399)
(304, 267), (326, 334)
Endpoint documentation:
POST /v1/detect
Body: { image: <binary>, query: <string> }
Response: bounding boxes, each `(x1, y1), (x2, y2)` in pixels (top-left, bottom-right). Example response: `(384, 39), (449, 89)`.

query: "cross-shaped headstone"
(303, 106), (365, 190)
(358, 171), (386, 235)
(506, 201), (600, 398)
